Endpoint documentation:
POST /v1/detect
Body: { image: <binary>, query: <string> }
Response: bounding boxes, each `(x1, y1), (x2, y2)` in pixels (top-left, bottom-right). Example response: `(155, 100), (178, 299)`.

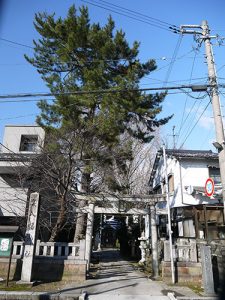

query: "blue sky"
(0, 0), (225, 150)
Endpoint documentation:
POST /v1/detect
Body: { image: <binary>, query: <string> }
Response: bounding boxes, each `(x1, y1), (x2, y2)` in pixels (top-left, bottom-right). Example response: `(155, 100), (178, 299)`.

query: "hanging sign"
(205, 178), (215, 197)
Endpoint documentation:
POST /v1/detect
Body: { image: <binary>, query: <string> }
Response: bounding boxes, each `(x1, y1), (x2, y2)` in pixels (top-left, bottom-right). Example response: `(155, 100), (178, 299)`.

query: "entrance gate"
(75, 194), (165, 277)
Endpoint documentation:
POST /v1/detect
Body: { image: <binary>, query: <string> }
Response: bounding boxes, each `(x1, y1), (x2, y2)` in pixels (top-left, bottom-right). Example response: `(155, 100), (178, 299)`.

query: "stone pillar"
(138, 237), (147, 263)
(201, 245), (215, 296)
(85, 203), (94, 271)
(20, 192), (40, 283)
(145, 212), (150, 241)
(150, 204), (159, 278)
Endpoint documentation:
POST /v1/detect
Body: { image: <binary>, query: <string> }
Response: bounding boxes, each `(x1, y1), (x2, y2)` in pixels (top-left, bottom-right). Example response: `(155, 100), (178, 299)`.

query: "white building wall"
(2, 125), (45, 153)
(179, 159), (219, 206)
(152, 155), (220, 209)
(0, 125), (45, 217)
(0, 175), (27, 216)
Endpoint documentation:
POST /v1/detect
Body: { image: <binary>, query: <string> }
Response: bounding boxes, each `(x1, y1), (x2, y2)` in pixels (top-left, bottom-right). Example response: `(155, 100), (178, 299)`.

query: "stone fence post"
(201, 245), (215, 296)
(20, 192), (40, 283)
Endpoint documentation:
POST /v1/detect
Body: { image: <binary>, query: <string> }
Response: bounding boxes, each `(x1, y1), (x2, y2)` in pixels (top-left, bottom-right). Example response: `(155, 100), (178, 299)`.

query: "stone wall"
(206, 241), (225, 292)
(33, 258), (87, 282)
(0, 258), (87, 282)
(162, 261), (202, 284)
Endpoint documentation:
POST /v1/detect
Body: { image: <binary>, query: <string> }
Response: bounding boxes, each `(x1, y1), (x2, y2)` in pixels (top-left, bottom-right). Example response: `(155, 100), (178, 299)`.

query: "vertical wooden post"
(203, 205), (208, 240)
(194, 207), (199, 239)
(6, 237), (14, 287)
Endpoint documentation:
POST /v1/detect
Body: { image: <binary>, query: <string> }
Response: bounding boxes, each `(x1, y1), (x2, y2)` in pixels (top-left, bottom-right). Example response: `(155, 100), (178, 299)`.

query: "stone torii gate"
(75, 194), (165, 277)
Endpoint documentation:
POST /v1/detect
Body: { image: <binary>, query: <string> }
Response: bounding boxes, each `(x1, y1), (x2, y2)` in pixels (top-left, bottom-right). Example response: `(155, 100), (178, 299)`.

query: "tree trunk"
(74, 200), (86, 242)
(49, 196), (66, 242)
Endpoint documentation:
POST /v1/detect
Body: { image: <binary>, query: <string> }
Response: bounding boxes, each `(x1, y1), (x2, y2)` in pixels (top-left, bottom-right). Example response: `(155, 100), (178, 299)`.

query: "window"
(209, 167), (221, 185)
(168, 174), (174, 193)
(153, 184), (162, 194)
(19, 135), (38, 152)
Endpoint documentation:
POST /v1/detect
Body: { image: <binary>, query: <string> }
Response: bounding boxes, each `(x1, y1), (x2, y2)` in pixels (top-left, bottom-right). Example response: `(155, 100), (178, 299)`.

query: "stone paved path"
(80, 249), (199, 300)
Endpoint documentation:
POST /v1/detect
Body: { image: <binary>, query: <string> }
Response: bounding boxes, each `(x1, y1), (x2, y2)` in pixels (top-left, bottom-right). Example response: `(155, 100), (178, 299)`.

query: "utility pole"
(162, 145), (175, 284)
(181, 21), (225, 219)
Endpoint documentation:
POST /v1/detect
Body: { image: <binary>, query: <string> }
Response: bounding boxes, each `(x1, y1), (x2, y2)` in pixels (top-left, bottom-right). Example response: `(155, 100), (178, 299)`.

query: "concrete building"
(0, 125), (45, 219)
(149, 149), (224, 240)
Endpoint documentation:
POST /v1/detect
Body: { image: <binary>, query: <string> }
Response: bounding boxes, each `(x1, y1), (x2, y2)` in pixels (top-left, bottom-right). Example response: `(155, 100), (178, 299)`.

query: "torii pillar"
(85, 202), (95, 271)
(144, 212), (150, 241)
(150, 203), (159, 278)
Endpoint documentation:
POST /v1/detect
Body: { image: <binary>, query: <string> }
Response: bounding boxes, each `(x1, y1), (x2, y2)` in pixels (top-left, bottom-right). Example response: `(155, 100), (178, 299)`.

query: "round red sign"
(205, 178), (215, 197)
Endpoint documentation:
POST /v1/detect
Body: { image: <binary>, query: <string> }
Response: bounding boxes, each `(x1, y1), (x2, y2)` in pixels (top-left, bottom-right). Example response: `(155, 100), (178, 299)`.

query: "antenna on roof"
(168, 126), (178, 149)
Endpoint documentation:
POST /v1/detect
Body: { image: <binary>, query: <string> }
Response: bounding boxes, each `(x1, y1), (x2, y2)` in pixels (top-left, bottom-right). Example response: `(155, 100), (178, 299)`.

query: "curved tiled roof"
(165, 149), (218, 159)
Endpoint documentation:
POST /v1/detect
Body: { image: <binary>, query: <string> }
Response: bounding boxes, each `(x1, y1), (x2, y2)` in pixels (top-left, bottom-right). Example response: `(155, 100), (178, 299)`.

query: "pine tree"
(25, 5), (171, 241)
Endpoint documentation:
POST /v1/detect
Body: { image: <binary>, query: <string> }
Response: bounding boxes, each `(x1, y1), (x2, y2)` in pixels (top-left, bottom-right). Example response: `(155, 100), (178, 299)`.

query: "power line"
(217, 65), (225, 73)
(163, 34), (183, 87)
(0, 38), (33, 49)
(0, 90), (212, 106)
(0, 56), (180, 66)
(153, 49), (197, 74)
(0, 84), (214, 100)
(0, 50), (202, 67)
(81, 0), (177, 33)
(0, 98), (54, 103)
(179, 101), (211, 148)
(199, 127), (214, 150)
(177, 49), (198, 144)
(0, 113), (36, 121)
(140, 77), (208, 87)
(93, 0), (178, 28)
(178, 98), (203, 146)
(0, 142), (15, 154)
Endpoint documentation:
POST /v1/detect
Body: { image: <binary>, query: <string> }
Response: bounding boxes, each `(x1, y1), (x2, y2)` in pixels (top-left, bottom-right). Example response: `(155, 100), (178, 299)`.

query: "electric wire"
(0, 142), (15, 154)
(199, 127), (214, 150)
(0, 113), (36, 121)
(0, 38), (33, 49)
(142, 76), (208, 86)
(217, 64), (225, 73)
(175, 84), (209, 148)
(89, 0), (178, 29)
(148, 49), (199, 76)
(179, 100), (211, 148)
(176, 49), (198, 145)
(0, 51), (201, 67)
(179, 89), (208, 100)
(178, 98), (203, 147)
(0, 84), (215, 100)
(163, 34), (183, 87)
(81, 0), (178, 33)
(0, 89), (213, 106)
(0, 92), (194, 104)
(0, 98), (54, 103)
